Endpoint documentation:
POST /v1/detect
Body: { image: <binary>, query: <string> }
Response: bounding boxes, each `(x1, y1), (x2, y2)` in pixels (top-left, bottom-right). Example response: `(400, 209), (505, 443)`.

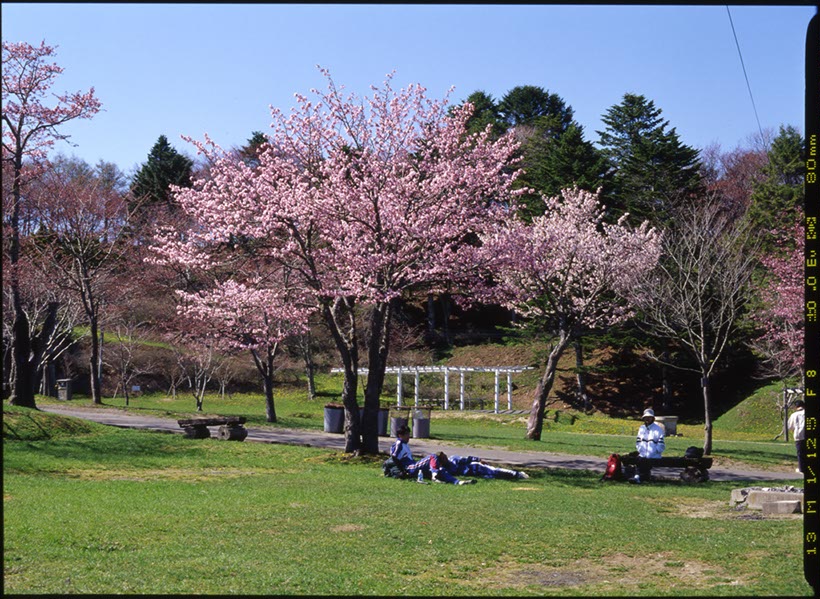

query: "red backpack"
(601, 453), (624, 481)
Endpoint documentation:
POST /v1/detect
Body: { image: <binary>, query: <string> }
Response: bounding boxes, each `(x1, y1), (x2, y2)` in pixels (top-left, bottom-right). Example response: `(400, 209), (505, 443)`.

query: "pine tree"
(460, 91), (507, 137)
(747, 125), (804, 245)
(597, 94), (701, 225)
(130, 135), (194, 212)
(515, 122), (609, 220)
(498, 85), (573, 135)
(237, 131), (269, 168)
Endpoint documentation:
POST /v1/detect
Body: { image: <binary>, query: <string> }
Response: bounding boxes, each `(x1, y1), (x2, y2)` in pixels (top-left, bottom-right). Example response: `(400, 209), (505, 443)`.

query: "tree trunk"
(661, 345), (672, 413)
(263, 347), (277, 423)
(441, 293), (453, 346)
(89, 318), (102, 404)
(301, 332), (317, 401)
(426, 293), (436, 337)
(9, 300), (36, 408)
(251, 345), (278, 423)
(701, 371), (713, 455)
(574, 337), (589, 412)
(526, 331), (571, 440)
(321, 298), (360, 453)
(33, 302), (60, 397)
(263, 374), (276, 423)
(781, 386), (791, 442)
(361, 300), (394, 455)
(8, 155), (37, 409)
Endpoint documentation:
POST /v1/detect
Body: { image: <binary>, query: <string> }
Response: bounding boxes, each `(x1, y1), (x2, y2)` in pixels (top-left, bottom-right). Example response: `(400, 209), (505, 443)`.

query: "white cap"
(642, 408), (655, 419)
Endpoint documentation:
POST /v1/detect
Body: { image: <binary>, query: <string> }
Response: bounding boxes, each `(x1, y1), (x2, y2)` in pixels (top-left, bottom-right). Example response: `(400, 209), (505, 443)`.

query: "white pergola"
(330, 365), (533, 413)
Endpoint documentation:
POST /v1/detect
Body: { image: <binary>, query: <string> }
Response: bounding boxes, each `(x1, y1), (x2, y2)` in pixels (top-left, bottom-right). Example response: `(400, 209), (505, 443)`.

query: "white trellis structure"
(330, 365), (533, 413)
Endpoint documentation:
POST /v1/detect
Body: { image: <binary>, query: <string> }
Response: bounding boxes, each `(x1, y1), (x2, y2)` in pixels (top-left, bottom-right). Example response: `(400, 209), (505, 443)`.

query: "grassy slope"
(3, 404), (812, 596)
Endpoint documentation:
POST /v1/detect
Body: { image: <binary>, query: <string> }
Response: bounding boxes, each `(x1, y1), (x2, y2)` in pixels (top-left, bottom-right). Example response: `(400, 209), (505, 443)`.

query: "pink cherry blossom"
(151, 69), (523, 449)
(476, 187), (661, 440)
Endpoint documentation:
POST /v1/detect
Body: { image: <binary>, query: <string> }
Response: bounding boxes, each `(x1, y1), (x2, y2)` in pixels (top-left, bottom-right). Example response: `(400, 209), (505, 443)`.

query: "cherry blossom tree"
(27, 157), (132, 404)
(2, 40), (100, 407)
(477, 187), (661, 440)
(152, 69), (522, 453)
(748, 221), (804, 439)
(173, 275), (314, 421)
(750, 223), (803, 377)
(1, 247), (83, 397)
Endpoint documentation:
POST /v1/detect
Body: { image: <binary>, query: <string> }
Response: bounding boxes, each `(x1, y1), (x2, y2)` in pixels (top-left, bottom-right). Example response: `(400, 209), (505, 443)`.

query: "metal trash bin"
(359, 407), (390, 436)
(654, 415), (678, 436)
(389, 407), (410, 437)
(323, 404), (345, 433)
(411, 407), (432, 439)
(56, 379), (72, 401)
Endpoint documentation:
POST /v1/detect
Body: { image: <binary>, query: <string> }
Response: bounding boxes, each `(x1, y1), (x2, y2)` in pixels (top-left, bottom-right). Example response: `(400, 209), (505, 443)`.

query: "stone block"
(761, 501), (802, 515)
(747, 490), (804, 510)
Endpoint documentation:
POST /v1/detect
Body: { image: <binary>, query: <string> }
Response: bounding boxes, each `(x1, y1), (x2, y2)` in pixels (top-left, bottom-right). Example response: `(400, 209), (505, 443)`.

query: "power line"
(726, 6), (765, 143)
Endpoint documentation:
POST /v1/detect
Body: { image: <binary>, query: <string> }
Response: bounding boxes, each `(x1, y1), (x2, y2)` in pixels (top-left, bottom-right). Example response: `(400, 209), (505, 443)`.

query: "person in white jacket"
(787, 399), (806, 473)
(632, 408), (666, 483)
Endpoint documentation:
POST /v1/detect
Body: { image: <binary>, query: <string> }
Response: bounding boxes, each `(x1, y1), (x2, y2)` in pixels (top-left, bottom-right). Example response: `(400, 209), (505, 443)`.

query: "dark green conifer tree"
(515, 122), (610, 220)
(597, 93), (702, 225)
(130, 134), (194, 212)
(460, 91), (507, 137)
(746, 125), (804, 245)
(498, 85), (573, 135)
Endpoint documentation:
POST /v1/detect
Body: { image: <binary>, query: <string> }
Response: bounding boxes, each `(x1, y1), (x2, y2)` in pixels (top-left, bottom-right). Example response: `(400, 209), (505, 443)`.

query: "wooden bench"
(619, 455), (713, 482)
(177, 417), (248, 441)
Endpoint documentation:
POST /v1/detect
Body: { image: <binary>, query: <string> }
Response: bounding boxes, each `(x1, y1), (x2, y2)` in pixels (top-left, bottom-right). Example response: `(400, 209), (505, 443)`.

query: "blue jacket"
(410, 454), (459, 484)
(389, 438), (414, 468)
(446, 455), (483, 475)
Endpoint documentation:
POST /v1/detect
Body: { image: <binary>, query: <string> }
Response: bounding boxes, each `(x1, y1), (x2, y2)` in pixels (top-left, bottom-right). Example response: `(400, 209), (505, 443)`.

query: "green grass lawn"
(35, 374), (801, 474)
(3, 404), (813, 596)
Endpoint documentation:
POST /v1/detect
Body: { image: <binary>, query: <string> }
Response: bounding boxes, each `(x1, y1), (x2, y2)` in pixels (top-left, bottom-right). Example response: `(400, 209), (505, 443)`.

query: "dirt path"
(39, 404), (803, 483)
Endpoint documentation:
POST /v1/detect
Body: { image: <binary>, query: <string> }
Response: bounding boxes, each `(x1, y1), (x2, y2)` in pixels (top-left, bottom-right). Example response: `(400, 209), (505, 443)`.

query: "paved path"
(39, 404), (803, 483)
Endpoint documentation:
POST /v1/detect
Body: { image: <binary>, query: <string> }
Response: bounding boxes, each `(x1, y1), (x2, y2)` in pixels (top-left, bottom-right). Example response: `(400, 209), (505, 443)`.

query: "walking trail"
(39, 404), (803, 483)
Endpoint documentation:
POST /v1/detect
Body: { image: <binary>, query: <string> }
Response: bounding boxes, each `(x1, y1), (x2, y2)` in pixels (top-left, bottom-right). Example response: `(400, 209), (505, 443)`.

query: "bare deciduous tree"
(628, 196), (759, 454)
(106, 321), (155, 406)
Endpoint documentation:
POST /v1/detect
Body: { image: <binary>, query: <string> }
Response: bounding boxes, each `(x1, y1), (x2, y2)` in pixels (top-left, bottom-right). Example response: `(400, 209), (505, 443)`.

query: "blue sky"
(2, 3), (816, 175)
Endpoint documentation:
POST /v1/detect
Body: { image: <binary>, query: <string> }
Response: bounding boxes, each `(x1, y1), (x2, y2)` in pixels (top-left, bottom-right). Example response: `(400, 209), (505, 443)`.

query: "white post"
(494, 370), (500, 414)
(397, 369), (403, 407)
(507, 371), (513, 410)
(459, 370), (465, 410)
(444, 368), (450, 411)
(414, 369), (420, 407)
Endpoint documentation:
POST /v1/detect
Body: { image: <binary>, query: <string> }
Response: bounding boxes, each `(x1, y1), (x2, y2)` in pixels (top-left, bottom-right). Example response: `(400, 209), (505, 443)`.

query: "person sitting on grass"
(412, 452), (475, 485)
(389, 424), (415, 472)
(444, 454), (529, 480)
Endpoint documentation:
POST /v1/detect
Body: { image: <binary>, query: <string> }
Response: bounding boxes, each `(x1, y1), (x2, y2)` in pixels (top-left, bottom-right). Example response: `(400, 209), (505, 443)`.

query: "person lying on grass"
(443, 454), (530, 480)
(413, 452), (476, 485)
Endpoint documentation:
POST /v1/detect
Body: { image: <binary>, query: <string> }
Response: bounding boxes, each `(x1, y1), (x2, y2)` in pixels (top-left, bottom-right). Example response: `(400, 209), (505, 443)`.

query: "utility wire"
(726, 6), (766, 143)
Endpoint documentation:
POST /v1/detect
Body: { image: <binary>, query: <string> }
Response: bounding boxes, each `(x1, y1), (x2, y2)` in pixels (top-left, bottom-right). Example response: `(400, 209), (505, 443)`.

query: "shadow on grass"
(6, 428), (211, 470)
